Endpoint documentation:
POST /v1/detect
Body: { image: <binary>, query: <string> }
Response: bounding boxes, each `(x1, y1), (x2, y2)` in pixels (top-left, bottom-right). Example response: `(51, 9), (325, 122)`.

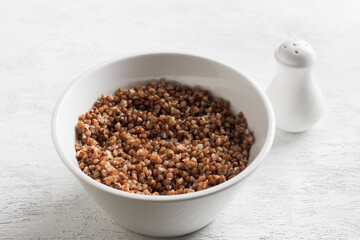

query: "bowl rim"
(51, 51), (275, 202)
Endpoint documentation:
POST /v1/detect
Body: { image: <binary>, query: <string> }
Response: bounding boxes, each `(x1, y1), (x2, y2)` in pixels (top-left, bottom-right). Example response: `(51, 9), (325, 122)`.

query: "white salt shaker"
(267, 39), (324, 132)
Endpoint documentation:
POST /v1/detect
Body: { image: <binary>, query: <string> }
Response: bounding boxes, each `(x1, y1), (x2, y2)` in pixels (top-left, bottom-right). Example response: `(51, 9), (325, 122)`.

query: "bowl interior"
(53, 53), (273, 189)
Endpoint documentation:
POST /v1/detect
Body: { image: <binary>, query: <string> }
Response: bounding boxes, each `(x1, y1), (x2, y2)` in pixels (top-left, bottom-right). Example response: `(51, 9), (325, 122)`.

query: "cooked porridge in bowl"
(75, 79), (254, 195)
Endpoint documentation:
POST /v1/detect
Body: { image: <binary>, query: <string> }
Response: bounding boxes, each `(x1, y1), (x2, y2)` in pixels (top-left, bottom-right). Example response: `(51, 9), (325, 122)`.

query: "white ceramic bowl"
(51, 52), (275, 237)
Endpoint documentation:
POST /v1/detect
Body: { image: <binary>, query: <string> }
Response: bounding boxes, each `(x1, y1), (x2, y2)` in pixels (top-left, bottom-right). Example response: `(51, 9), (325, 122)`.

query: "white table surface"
(1, 0), (360, 239)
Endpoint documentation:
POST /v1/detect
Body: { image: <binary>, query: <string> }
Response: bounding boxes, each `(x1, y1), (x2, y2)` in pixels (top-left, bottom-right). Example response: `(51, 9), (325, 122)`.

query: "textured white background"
(1, 0), (360, 239)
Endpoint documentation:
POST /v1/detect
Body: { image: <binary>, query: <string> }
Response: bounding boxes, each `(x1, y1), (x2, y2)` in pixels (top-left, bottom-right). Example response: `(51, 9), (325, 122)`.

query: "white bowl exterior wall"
(79, 176), (249, 237)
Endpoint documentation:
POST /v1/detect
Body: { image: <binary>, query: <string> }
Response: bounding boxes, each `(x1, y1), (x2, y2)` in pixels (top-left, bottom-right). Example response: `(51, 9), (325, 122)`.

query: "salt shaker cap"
(275, 39), (316, 68)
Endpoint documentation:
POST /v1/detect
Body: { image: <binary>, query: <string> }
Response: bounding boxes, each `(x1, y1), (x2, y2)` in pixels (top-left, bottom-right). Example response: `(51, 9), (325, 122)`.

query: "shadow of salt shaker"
(267, 39), (324, 132)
